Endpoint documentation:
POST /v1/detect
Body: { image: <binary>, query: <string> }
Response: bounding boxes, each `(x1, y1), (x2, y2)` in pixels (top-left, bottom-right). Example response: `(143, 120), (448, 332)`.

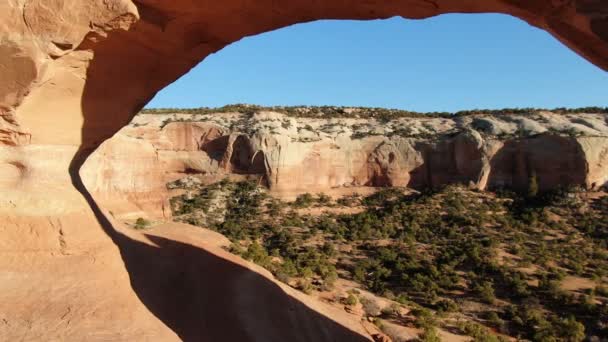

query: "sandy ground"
(560, 275), (597, 292)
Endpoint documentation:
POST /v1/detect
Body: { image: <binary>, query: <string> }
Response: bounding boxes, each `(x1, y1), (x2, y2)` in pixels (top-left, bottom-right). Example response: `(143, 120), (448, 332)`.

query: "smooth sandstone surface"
(1, 1), (608, 340)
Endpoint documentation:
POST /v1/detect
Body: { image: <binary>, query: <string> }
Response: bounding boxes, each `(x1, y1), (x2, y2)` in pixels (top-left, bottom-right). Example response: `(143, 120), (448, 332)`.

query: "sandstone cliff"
(83, 109), (608, 219)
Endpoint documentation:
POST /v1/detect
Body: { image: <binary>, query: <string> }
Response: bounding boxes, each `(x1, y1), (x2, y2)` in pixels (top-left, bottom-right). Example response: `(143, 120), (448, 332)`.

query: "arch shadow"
(69, 5), (603, 339)
(73, 27), (370, 342)
(70, 145), (370, 342)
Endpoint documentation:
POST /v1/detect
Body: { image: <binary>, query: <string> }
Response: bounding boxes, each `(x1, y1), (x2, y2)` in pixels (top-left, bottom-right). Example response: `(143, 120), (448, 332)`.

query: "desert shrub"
(528, 171), (539, 198)
(141, 104), (608, 119)
(297, 279), (313, 294)
(435, 298), (459, 313)
(485, 311), (506, 332)
(336, 193), (361, 206)
(292, 193), (314, 208)
(316, 193), (332, 205)
(242, 241), (270, 267)
(134, 217), (151, 229)
(321, 269), (338, 290)
(344, 293), (358, 306)
(412, 308), (437, 329)
(419, 327), (441, 342)
(381, 303), (401, 317)
(473, 281), (497, 304)
(360, 297), (383, 317)
(361, 188), (403, 207)
(456, 321), (507, 342)
(595, 285), (608, 297)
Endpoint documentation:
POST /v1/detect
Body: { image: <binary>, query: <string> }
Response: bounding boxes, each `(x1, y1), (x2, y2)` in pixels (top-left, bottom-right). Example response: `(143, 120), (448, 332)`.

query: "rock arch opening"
(202, 135), (231, 162)
(1, 1), (607, 154)
(2, 1), (608, 341)
(123, 12), (608, 197)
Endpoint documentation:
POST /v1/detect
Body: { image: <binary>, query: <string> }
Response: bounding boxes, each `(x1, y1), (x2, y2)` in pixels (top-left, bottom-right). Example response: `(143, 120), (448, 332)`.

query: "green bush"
(419, 327), (441, 342)
(316, 193), (332, 205)
(457, 321), (503, 342)
(412, 308), (436, 329)
(528, 170), (539, 198)
(292, 193), (314, 208)
(474, 281), (497, 304)
(435, 298), (459, 313)
(134, 217), (151, 229)
(344, 293), (358, 306)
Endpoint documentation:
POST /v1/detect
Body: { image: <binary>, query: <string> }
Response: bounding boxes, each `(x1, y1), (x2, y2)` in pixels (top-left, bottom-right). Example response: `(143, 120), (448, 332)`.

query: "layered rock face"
(84, 110), (608, 218)
(2, 0), (608, 340)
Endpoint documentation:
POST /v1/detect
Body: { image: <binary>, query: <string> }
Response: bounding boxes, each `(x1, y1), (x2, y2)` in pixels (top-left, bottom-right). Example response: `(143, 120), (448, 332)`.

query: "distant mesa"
(83, 107), (608, 219)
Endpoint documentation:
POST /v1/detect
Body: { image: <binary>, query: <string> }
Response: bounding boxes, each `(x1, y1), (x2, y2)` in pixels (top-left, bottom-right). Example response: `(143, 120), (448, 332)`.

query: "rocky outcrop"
(408, 129), (488, 189)
(84, 110), (608, 219)
(367, 139), (423, 187)
(577, 137), (608, 190)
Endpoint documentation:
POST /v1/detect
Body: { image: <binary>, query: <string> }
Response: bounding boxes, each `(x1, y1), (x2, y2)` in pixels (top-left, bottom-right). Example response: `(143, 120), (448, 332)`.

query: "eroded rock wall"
(85, 111), (608, 219)
(578, 137), (608, 190)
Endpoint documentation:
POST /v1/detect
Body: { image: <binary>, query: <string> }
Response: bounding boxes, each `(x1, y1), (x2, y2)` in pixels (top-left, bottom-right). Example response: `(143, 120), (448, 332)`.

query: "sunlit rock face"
(84, 111), (608, 219)
(2, 0), (608, 340)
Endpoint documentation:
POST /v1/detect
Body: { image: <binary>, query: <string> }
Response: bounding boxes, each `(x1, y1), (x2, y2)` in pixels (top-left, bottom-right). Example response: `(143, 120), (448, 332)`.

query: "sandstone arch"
(2, 1), (608, 340)
(2, 1), (608, 151)
(3, 0), (607, 216)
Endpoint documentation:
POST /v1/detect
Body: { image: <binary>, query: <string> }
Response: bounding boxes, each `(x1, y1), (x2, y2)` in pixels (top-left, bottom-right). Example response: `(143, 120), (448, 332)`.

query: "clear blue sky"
(146, 14), (607, 112)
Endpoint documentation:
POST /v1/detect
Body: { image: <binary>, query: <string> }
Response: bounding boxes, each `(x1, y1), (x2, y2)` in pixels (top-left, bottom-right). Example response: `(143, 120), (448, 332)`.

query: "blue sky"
(147, 14), (607, 112)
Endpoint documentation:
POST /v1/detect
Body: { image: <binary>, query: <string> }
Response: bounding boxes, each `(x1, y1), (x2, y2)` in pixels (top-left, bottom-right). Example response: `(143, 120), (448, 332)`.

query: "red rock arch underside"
(1, 1), (608, 341)
(2, 0), (608, 150)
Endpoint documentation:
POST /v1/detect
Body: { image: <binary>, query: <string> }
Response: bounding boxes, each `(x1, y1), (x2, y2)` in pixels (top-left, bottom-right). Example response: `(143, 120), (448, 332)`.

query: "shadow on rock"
(72, 25), (369, 341)
(69, 147), (369, 341)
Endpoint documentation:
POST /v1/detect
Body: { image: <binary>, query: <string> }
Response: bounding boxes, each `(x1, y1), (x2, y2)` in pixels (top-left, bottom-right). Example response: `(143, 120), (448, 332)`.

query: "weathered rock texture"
(2, 0), (608, 340)
(85, 111), (608, 218)
(2, 0), (608, 150)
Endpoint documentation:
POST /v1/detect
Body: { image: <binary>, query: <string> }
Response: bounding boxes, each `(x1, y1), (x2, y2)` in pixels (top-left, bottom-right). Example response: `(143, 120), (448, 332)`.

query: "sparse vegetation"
(134, 217), (151, 229)
(141, 104), (608, 119)
(169, 178), (608, 341)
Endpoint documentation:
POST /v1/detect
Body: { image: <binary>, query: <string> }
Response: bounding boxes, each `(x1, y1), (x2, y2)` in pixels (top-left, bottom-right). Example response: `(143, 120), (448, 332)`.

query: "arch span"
(1, 0), (607, 150)
(1, 1), (608, 340)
